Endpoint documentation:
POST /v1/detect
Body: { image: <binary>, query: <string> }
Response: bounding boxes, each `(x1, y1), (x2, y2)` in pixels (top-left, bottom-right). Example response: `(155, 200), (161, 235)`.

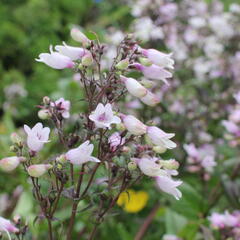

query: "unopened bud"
(122, 146), (130, 153)
(10, 145), (18, 152)
(153, 145), (167, 154)
(27, 164), (52, 178)
(0, 156), (21, 172)
(56, 154), (67, 164)
(141, 91), (160, 107)
(116, 59), (129, 70)
(38, 109), (51, 120)
(160, 159), (179, 170)
(43, 96), (51, 105)
(139, 57), (152, 67)
(71, 28), (91, 47)
(116, 123), (126, 131)
(82, 53), (93, 66)
(57, 164), (62, 170)
(10, 133), (22, 146)
(13, 215), (21, 224)
(140, 80), (155, 88)
(128, 161), (137, 171)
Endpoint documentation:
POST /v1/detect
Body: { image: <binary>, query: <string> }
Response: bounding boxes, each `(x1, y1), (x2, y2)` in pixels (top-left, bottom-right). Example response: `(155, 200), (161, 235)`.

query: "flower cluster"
(0, 28), (181, 239)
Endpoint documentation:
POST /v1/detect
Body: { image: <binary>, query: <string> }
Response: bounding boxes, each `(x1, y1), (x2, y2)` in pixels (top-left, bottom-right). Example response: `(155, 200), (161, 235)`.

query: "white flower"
(65, 140), (100, 165)
(55, 42), (86, 60)
(121, 115), (147, 135)
(27, 164), (52, 178)
(51, 97), (71, 119)
(89, 103), (121, 129)
(24, 123), (50, 152)
(120, 75), (147, 98)
(0, 157), (23, 172)
(36, 46), (74, 69)
(140, 48), (174, 69)
(133, 156), (165, 177)
(70, 28), (91, 47)
(140, 90), (160, 106)
(156, 175), (182, 200)
(108, 132), (125, 152)
(147, 126), (176, 149)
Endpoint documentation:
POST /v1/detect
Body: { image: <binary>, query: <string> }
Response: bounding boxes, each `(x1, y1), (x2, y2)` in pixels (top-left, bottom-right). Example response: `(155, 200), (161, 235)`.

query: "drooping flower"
(120, 76), (147, 98)
(89, 103), (121, 129)
(155, 175), (182, 200)
(108, 132), (125, 152)
(133, 63), (172, 84)
(133, 156), (165, 177)
(27, 164), (52, 178)
(121, 114), (147, 135)
(0, 156), (25, 172)
(146, 126), (176, 149)
(0, 216), (18, 235)
(65, 140), (100, 165)
(55, 42), (86, 60)
(36, 46), (74, 69)
(51, 97), (71, 119)
(140, 48), (174, 69)
(140, 90), (160, 106)
(24, 123), (50, 152)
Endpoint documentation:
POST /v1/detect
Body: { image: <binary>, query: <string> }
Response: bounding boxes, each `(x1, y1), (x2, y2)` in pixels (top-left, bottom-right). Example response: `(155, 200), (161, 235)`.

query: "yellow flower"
(117, 189), (149, 213)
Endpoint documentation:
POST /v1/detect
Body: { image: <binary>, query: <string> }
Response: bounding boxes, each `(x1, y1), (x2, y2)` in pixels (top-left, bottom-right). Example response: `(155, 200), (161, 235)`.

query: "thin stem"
(47, 218), (54, 240)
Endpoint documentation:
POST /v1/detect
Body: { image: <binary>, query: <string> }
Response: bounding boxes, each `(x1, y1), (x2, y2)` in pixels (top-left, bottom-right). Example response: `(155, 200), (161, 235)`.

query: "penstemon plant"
(0, 28), (181, 240)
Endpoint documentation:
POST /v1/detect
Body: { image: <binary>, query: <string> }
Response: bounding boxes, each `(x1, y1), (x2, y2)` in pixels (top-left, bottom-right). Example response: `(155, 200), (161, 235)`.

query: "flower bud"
(160, 159), (179, 170)
(140, 91), (160, 107)
(140, 80), (155, 88)
(122, 146), (131, 153)
(0, 156), (22, 172)
(70, 28), (91, 47)
(10, 133), (22, 146)
(116, 59), (129, 70)
(121, 115), (147, 135)
(27, 164), (52, 178)
(43, 96), (51, 105)
(128, 161), (137, 171)
(116, 123), (126, 131)
(139, 57), (152, 67)
(10, 145), (18, 152)
(56, 154), (67, 164)
(82, 53), (93, 66)
(120, 76), (147, 98)
(38, 109), (51, 120)
(153, 145), (167, 154)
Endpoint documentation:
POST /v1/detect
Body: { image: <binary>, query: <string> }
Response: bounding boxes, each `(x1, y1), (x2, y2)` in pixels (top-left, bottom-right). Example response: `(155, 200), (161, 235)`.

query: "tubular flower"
(140, 48), (174, 69)
(70, 28), (91, 47)
(65, 140), (100, 165)
(146, 126), (176, 149)
(89, 103), (121, 129)
(120, 75), (147, 98)
(155, 175), (182, 200)
(27, 164), (52, 178)
(0, 156), (25, 172)
(133, 63), (172, 85)
(140, 90), (160, 106)
(36, 45), (74, 69)
(121, 115), (147, 135)
(108, 132), (125, 152)
(55, 42), (86, 60)
(24, 123), (50, 152)
(0, 216), (18, 235)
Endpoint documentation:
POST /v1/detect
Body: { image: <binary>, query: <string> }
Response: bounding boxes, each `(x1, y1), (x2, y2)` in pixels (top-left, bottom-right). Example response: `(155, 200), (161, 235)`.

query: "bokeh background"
(1, 0), (240, 239)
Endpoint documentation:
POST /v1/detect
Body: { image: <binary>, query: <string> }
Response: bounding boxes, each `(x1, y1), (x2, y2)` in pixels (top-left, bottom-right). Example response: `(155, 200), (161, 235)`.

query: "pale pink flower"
(65, 140), (100, 165)
(51, 97), (71, 119)
(222, 120), (240, 135)
(147, 126), (176, 149)
(0, 156), (24, 172)
(36, 46), (74, 69)
(209, 213), (226, 228)
(133, 63), (172, 85)
(140, 90), (160, 106)
(229, 109), (240, 123)
(140, 48), (174, 69)
(27, 164), (52, 178)
(234, 92), (240, 104)
(70, 28), (91, 47)
(24, 123), (50, 152)
(223, 211), (239, 227)
(0, 216), (18, 235)
(183, 143), (198, 159)
(121, 115), (147, 135)
(55, 42), (86, 60)
(120, 75), (147, 98)
(108, 132), (125, 152)
(89, 103), (121, 129)
(133, 156), (164, 177)
(156, 175), (182, 200)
